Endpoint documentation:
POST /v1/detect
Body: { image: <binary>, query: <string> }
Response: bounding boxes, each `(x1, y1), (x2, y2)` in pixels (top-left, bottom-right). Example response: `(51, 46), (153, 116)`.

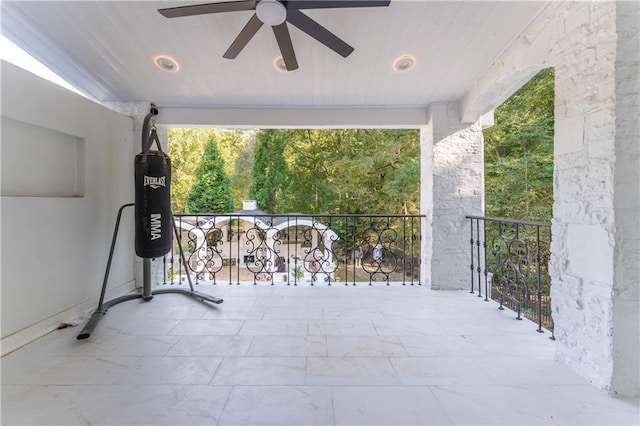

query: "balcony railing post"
(536, 225), (544, 333)
(402, 216), (406, 286)
(483, 222), (489, 301)
(470, 217), (475, 294)
(476, 218), (482, 298)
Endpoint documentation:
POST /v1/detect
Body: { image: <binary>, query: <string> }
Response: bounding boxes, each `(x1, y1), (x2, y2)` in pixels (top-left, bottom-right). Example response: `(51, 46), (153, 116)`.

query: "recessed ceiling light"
(154, 55), (180, 72)
(393, 55), (415, 73)
(274, 56), (288, 72)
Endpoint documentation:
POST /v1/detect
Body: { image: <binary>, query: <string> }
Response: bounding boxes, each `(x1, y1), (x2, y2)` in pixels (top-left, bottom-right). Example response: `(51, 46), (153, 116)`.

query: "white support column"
(421, 103), (484, 290)
(419, 123), (433, 287)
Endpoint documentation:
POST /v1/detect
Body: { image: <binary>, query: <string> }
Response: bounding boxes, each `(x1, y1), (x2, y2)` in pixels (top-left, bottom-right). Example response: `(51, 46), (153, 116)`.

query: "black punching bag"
(135, 128), (172, 258)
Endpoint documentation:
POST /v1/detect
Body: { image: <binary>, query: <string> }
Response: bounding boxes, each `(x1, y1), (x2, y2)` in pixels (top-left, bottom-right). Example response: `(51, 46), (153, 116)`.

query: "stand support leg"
(142, 259), (153, 301)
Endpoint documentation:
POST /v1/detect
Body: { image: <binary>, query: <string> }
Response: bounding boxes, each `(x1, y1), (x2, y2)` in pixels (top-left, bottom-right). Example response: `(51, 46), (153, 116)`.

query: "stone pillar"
(612, 0), (639, 397)
(421, 103), (484, 290)
(548, 0), (639, 397)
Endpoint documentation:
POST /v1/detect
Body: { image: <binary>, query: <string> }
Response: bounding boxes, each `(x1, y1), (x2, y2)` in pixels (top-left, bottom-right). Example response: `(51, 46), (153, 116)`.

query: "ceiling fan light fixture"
(256, 0), (287, 26)
(274, 56), (288, 72)
(393, 55), (415, 73)
(154, 55), (180, 72)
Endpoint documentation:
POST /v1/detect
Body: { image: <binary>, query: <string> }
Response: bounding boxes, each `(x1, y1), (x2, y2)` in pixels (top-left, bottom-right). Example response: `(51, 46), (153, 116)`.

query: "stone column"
(421, 103), (484, 290)
(548, 1), (639, 397)
(612, 0), (639, 397)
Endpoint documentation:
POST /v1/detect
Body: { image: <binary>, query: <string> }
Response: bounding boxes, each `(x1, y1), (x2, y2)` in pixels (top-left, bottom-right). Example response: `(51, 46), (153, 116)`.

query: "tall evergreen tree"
(186, 136), (234, 213)
(167, 128), (208, 213)
(248, 130), (290, 213)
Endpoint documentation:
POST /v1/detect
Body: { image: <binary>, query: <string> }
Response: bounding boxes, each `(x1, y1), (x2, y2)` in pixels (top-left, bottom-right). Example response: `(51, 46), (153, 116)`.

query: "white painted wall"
(1, 61), (136, 353)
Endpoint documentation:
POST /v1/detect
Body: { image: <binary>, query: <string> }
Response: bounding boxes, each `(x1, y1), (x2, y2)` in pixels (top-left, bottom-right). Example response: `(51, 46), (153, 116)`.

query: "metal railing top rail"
(465, 215), (551, 228)
(174, 213), (426, 218)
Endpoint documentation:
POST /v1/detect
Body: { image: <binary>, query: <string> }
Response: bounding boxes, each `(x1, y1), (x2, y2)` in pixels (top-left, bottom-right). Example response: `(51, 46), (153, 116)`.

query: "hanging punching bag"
(135, 128), (172, 258)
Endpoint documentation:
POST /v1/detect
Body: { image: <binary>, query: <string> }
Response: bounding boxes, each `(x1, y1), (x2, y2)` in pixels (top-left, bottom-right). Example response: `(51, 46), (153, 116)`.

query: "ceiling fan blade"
(286, 9), (353, 57)
(223, 14), (264, 58)
(272, 23), (298, 71)
(287, 0), (390, 10)
(159, 1), (256, 18)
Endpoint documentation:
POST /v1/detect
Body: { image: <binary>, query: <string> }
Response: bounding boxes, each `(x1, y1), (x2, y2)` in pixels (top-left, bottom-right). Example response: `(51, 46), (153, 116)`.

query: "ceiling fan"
(158, 0), (391, 71)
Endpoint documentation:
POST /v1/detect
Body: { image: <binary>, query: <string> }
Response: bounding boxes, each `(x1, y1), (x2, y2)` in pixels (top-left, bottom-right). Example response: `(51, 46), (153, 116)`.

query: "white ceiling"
(1, 1), (548, 110)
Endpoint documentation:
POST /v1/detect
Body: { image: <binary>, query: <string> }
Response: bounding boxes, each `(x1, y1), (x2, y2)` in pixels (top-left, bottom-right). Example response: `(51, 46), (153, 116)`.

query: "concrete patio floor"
(2, 284), (638, 425)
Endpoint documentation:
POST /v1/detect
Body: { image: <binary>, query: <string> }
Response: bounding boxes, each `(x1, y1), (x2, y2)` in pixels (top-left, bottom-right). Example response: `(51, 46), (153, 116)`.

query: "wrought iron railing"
(466, 215), (554, 338)
(161, 213), (424, 286)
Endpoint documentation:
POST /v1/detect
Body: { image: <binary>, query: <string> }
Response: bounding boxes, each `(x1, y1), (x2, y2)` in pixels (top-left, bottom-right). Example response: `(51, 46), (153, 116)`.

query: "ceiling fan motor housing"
(256, 0), (287, 26)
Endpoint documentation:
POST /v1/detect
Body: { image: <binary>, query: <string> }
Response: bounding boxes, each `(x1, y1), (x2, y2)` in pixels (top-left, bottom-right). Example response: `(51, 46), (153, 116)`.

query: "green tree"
(231, 134), (256, 209)
(280, 129), (339, 213)
(249, 130), (291, 213)
(350, 129), (420, 214)
(169, 128), (255, 211)
(483, 68), (555, 221)
(171, 127), (420, 216)
(167, 128), (208, 213)
(277, 129), (420, 214)
(213, 129), (256, 209)
(186, 136), (234, 213)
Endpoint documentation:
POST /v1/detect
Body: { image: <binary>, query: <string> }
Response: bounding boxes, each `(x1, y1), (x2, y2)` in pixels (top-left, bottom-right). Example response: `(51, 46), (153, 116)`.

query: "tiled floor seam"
(425, 385), (456, 426)
(215, 384), (236, 426)
(208, 355), (227, 385)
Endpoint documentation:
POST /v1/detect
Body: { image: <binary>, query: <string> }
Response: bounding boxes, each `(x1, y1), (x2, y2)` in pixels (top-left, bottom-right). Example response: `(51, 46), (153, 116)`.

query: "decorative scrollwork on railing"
(199, 222), (225, 282)
(244, 226), (276, 284)
(164, 213), (424, 286)
(361, 220), (399, 285)
(467, 215), (553, 337)
(185, 227), (206, 281)
(489, 229), (531, 319)
(302, 221), (339, 285)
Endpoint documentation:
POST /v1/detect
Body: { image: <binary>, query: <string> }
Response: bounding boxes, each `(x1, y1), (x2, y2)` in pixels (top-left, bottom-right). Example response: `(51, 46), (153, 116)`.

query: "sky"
(0, 34), (84, 96)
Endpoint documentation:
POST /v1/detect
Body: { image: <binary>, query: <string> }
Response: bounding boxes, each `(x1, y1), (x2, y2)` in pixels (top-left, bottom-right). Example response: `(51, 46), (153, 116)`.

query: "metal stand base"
(77, 288), (222, 340)
(77, 203), (222, 340)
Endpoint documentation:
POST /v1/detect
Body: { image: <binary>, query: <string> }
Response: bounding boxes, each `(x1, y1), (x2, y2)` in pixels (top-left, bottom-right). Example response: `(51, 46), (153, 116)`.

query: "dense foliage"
(185, 135), (234, 213)
(483, 68), (555, 222)
(169, 128), (420, 215)
(168, 128), (254, 213)
(251, 129), (420, 214)
(248, 129), (290, 213)
(167, 128), (206, 213)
